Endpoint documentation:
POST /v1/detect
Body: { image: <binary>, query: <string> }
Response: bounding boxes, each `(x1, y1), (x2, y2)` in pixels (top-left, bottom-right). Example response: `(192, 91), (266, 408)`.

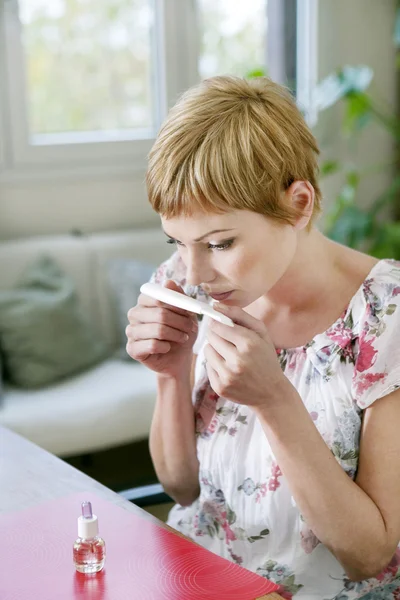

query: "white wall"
(316, 0), (397, 222)
(0, 172), (157, 241)
(0, 0), (397, 240)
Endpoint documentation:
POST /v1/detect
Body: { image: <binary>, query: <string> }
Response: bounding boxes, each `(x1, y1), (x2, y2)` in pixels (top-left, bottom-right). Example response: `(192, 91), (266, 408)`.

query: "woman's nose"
(185, 256), (214, 287)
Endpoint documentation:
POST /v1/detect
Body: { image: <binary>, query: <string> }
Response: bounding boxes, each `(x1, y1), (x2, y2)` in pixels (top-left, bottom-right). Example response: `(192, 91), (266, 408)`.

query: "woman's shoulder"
(362, 258), (400, 294)
(350, 259), (400, 408)
(348, 259), (400, 322)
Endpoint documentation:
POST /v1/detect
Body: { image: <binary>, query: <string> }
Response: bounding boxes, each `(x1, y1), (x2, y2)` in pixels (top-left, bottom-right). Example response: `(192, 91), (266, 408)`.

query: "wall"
(316, 0), (397, 223)
(0, 172), (157, 241)
(0, 0), (397, 240)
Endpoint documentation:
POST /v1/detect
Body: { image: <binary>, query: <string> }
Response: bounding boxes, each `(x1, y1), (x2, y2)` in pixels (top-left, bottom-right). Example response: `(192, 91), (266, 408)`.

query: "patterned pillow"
(107, 259), (156, 360)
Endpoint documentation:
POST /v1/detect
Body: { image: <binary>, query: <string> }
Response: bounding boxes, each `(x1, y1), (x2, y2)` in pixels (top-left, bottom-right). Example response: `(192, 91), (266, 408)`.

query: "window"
(18, 0), (156, 141)
(0, 0), (318, 179)
(197, 0), (267, 79)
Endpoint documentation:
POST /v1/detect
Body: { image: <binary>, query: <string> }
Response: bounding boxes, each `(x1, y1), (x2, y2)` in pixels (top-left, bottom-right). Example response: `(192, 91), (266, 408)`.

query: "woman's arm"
(254, 386), (400, 581)
(205, 303), (400, 581)
(149, 355), (200, 507)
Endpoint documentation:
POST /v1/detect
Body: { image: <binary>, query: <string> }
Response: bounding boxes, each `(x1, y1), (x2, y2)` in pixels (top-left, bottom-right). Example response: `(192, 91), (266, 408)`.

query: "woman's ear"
(285, 181), (315, 230)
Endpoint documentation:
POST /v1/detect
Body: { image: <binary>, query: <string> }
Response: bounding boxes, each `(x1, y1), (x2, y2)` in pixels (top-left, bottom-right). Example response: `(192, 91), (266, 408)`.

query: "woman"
(126, 76), (400, 599)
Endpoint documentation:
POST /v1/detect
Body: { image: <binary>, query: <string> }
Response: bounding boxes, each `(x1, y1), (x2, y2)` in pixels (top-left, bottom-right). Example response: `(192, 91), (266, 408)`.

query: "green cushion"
(0, 255), (110, 389)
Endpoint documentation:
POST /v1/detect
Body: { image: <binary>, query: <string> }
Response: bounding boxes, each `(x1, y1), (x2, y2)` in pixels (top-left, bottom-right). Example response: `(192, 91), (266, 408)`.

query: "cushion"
(0, 359), (159, 456)
(0, 255), (110, 389)
(106, 259), (156, 360)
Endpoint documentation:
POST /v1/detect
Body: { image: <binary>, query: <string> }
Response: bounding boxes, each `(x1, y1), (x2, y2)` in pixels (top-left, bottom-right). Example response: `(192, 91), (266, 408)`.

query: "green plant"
(317, 9), (400, 259)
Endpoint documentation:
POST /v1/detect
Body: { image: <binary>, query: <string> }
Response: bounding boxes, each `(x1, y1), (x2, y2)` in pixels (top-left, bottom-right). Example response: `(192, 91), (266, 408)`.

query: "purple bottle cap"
(81, 501), (93, 519)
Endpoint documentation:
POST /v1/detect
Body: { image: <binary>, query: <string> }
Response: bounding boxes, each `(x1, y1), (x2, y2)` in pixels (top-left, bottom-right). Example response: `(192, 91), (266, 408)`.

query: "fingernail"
(183, 334), (189, 341)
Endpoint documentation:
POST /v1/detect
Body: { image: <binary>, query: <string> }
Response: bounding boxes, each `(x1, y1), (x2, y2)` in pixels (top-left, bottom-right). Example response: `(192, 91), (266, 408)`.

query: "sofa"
(0, 227), (172, 458)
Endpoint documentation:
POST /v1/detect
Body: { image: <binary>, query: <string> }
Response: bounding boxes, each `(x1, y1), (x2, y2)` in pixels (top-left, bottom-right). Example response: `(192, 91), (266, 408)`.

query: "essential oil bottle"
(73, 501), (106, 574)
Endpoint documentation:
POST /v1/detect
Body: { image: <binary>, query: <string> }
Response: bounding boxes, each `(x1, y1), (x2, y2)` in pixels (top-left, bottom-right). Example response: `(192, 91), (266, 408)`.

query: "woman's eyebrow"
(163, 229), (235, 242)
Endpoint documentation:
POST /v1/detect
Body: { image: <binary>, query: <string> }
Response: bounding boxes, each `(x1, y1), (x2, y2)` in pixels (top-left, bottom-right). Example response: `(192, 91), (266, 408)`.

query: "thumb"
(163, 279), (185, 294)
(213, 303), (267, 338)
(163, 279), (198, 328)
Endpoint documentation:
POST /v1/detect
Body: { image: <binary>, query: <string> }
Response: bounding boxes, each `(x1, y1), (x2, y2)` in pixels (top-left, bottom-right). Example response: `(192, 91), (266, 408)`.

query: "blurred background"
(0, 0), (398, 518)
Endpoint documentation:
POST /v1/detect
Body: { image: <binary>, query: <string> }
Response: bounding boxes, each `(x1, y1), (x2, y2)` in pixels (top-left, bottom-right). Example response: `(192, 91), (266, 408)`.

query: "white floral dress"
(151, 253), (400, 600)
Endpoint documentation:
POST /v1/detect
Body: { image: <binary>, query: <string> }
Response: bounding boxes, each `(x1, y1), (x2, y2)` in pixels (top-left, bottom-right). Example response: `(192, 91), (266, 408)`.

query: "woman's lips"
(209, 290), (234, 301)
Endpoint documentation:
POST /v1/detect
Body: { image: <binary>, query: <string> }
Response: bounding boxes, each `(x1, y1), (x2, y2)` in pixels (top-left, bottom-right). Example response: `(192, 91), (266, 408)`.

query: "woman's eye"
(208, 240), (234, 251)
(166, 238), (183, 246)
(166, 238), (234, 250)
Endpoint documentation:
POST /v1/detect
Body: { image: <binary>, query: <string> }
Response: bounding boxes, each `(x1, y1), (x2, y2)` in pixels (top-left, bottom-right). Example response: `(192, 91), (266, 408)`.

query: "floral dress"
(151, 253), (400, 600)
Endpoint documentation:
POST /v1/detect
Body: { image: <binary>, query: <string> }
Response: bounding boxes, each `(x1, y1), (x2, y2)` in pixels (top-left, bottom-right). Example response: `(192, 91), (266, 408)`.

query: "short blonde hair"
(146, 75), (321, 224)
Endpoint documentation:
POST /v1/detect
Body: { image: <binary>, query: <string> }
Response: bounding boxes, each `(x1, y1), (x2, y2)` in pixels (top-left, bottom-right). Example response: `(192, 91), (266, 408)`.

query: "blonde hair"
(146, 75), (321, 225)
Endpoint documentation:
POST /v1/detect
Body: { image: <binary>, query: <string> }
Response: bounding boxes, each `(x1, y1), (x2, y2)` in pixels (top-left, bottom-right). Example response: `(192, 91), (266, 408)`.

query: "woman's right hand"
(126, 280), (199, 378)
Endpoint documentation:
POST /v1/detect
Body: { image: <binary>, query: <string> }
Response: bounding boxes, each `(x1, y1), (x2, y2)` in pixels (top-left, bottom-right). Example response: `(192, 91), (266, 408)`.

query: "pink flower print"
(309, 411), (318, 421)
(255, 483), (268, 504)
(222, 521), (237, 543)
(354, 371), (386, 402)
(277, 588), (294, 600)
(268, 478), (279, 491)
(287, 349), (307, 373)
(207, 416), (218, 434)
(376, 547), (400, 581)
(326, 321), (353, 348)
(356, 337), (378, 372)
(393, 286), (400, 297)
(228, 548), (243, 565)
(228, 426), (238, 436)
(268, 463), (283, 492)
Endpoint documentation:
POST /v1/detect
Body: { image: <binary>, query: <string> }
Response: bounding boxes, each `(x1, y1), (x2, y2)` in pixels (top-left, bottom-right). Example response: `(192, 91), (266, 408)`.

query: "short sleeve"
(149, 250), (211, 355)
(352, 265), (400, 409)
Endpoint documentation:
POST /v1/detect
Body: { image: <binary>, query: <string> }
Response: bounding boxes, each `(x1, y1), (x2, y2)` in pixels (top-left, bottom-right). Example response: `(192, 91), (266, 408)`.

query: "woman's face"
(161, 209), (299, 308)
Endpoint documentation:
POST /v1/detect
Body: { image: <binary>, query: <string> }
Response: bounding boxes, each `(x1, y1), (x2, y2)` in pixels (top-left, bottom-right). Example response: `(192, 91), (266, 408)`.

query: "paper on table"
(0, 491), (280, 600)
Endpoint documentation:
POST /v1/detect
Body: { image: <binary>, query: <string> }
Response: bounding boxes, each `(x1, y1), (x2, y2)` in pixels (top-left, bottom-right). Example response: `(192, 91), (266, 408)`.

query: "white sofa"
(0, 227), (172, 457)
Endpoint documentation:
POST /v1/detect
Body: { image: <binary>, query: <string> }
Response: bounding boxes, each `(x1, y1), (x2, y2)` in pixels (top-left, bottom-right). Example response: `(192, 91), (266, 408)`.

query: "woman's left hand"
(204, 304), (291, 408)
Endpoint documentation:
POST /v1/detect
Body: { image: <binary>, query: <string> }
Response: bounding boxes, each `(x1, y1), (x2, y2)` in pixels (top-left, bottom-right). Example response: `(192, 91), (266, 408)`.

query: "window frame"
(0, 0), (319, 182)
(296, 0), (319, 127)
(0, 0), (199, 180)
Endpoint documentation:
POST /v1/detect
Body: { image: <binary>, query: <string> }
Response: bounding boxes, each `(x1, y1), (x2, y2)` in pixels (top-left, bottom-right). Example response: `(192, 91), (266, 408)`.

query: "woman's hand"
(204, 303), (290, 407)
(126, 280), (198, 378)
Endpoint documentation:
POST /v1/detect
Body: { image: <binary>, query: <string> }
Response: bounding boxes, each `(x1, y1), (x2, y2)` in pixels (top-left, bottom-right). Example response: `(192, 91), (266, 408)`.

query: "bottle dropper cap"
(78, 501), (99, 539)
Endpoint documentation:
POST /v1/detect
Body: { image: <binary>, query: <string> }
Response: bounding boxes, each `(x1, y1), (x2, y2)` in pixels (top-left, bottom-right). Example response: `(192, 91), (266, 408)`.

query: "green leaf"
(326, 205), (373, 249)
(320, 160), (341, 177)
(248, 536), (264, 543)
(370, 174), (400, 217)
(369, 222), (400, 260)
(236, 415), (248, 424)
(226, 506), (236, 525)
(246, 68), (266, 79)
(386, 304), (397, 315)
(343, 91), (372, 135)
(341, 450), (359, 461)
(260, 528), (270, 536)
(315, 65), (373, 112)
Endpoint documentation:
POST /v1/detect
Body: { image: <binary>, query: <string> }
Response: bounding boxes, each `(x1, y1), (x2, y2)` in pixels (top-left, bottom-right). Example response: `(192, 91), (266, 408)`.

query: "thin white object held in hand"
(140, 283), (234, 327)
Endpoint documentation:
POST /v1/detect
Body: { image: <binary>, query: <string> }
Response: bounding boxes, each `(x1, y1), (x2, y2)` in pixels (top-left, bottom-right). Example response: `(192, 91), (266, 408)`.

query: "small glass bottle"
(73, 501), (106, 574)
